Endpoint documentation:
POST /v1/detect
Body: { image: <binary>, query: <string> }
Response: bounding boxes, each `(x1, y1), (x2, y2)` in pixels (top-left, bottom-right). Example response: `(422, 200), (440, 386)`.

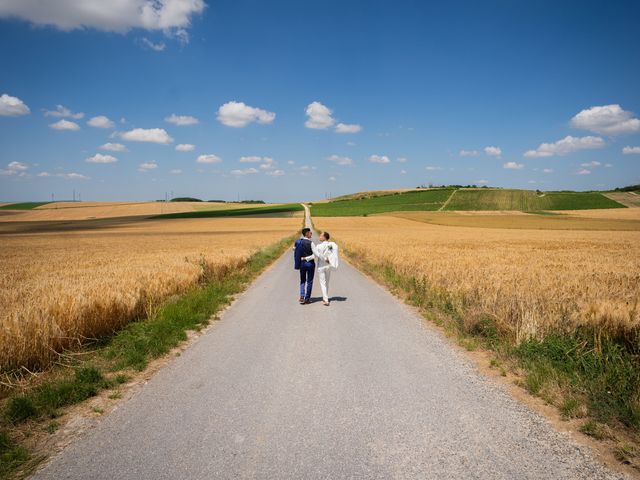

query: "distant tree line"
(613, 184), (640, 192)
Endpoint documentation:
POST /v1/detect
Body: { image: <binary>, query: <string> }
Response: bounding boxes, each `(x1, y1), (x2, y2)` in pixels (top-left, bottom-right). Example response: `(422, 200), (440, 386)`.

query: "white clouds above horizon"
(335, 122), (362, 134)
(86, 153), (117, 163)
(0, 93), (30, 116)
(265, 169), (285, 177)
(425, 166), (442, 171)
(170, 169), (182, 174)
(305, 102), (334, 130)
(327, 155), (353, 166)
(484, 146), (502, 158)
(0, 0), (205, 43)
(459, 149), (479, 157)
(196, 154), (222, 164)
(217, 101), (275, 128)
(524, 135), (605, 158)
(369, 155), (390, 164)
(87, 115), (115, 129)
(100, 142), (127, 152)
(176, 143), (195, 152)
(305, 101), (361, 133)
(43, 104), (83, 119)
(38, 171), (89, 180)
(49, 119), (80, 131)
(570, 104), (640, 136)
(0, 161), (29, 176)
(576, 168), (591, 175)
(119, 128), (173, 144)
(230, 167), (259, 176)
(138, 161), (158, 172)
(165, 113), (199, 126)
(503, 161), (524, 170)
(141, 37), (165, 51)
(623, 146), (640, 155)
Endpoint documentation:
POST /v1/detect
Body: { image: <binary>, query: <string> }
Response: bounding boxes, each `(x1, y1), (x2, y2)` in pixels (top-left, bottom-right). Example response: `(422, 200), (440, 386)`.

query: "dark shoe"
(299, 296), (305, 304)
(304, 299), (311, 305)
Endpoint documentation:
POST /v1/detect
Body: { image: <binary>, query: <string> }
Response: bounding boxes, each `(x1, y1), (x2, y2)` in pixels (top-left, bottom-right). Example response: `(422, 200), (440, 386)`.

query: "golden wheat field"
(0, 217), (299, 370)
(315, 216), (640, 343)
(0, 201), (259, 221)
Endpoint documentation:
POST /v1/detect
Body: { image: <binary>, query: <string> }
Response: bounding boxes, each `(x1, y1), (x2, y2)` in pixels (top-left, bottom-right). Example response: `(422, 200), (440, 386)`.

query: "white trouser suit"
(306, 241), (332, 302)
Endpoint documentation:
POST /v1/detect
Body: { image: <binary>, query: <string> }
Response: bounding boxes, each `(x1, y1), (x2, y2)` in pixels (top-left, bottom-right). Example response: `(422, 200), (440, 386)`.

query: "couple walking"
(294, 227), (339, 306)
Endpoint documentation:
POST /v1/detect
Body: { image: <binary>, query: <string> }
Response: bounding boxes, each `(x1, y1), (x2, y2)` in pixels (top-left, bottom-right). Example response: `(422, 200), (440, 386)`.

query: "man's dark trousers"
(300, 260), (315, 301)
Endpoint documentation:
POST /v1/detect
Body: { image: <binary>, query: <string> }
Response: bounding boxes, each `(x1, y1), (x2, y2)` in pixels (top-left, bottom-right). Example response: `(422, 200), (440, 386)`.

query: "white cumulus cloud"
(335, 122), (362, 134)
(230, 167), (259, 176)
(43, 104), (83, 119)
(0, 0), (205, 43)
(265, 169), (285, 177)
(87, 115), (115, 129)
(396, 157), (408, 163)
(503, 162), (524, 170)
(196, 154), (222, 164)
(580, 161), (601, 168)
(49, 119), (80, 131)
(100, 142), (127, 152)
(570, 104), (640, 136)
(138, 161), (158, 172)
(170, 169), (182, 174)
(217, 101), (275, 128)
(0, 161), (29, 176)
(459, 149), (479, 157)
(369, 155), (390, 164)
(327, 155), (353, 166)
(239, 156), (263, 163)
(175, 143), (195, 152)
(622, 146), (640, 155)
(524, 135), (605, 158)
(543, 168), (554, 173)
(577, 169), (591, 175)
(86, 153), (117, 163)
(165, 113), (199, 126)
(0, 93), (30, 116)
(425, 166), (442, 171)
(484, 146), (502, 158)
(119, 128), (173, 144)
(37, 171), (89, 180)
(305, 101), (334, 130)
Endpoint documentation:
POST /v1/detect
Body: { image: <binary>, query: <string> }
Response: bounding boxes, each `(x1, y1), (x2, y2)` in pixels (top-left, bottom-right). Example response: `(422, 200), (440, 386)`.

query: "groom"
(294, 227), (315, 304)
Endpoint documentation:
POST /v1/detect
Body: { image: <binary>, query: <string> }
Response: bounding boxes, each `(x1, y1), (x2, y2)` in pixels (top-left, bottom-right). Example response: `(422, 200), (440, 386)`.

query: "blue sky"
(1, 0), (639, 202)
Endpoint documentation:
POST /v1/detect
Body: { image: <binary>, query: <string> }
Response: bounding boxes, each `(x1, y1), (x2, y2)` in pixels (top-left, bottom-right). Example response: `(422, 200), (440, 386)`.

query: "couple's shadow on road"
(309, 296), (348, 303)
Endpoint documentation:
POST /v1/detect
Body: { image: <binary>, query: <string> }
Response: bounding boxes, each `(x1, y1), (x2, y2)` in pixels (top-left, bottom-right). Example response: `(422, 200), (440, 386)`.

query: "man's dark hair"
(302, 227), (311, 236)
(322, 231), (330, 240)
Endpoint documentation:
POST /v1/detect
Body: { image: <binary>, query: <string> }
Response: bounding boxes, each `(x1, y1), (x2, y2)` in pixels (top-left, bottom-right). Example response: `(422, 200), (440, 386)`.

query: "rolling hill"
(310, 188), (626, 216)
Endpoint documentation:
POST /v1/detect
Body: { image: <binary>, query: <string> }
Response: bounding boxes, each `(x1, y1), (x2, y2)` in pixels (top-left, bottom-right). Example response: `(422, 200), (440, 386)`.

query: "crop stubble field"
(0, 216), (300, 370)
(0, 201), (256, 221)
(315, 215), (640, 343)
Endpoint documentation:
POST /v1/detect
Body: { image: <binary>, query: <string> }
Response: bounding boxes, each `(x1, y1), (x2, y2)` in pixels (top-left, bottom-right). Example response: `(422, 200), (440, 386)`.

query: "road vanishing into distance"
(33, 211), (626, 479)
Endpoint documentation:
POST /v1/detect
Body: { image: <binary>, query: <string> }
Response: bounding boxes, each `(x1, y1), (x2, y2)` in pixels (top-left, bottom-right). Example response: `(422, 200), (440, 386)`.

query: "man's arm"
(302, 242), (318, 261)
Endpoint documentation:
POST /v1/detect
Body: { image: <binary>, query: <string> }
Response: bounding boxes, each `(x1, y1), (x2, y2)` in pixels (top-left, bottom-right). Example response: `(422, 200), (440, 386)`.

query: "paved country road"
(33, 211), (626, 479)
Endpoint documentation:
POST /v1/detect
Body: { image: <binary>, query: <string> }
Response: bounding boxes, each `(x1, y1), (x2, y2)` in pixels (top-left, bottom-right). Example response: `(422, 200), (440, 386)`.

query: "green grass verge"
(310, 189), (454, 216)
(0, 235), (295, 478)
(443, 189), (625, 211)
(0, 203), (50, 210)
(343, 247), (640, 437)
(152, 203), (303, 219)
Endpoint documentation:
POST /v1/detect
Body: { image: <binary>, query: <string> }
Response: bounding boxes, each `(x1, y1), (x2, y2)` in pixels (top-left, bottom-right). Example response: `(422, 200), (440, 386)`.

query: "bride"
(303, 231), (339, 306)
